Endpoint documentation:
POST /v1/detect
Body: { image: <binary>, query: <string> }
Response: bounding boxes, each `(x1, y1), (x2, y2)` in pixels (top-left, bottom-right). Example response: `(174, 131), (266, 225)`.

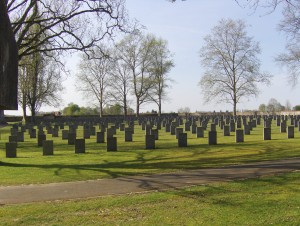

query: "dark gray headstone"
(107, 137), (117, 152)
(151, 128), (159, 140)
(196, 127), (204, 138)
(223, 125), (230, 136)
(178, 133), (187, 147)
(68, 132), (76, 145)
(38, 134), (46, 147)
(287, 126), (294, 139)
(175, 128), (184, 139)
(145, 134), (155, 149)
(30, 129), (36, 138)
(43, 140), (54, 156)
(208, 131), (217, 145)
(75, 139), (85, 154)
(6, 142), (17, 158)
(263, 127), (271, 140)
(125, 128), (133, 142)
(96, 132), (105, 143)
(235, 129), (244, 143)
(62, 130), (69, 140)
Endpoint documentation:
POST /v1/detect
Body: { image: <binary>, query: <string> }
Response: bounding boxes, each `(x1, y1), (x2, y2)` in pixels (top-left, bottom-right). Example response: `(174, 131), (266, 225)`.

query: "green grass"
(1, 120), (300, 185)
(1, 171), (299, 225)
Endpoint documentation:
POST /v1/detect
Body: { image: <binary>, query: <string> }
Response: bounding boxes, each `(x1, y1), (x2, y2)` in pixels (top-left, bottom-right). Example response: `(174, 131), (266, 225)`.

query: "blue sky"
(6, 0), (299, 115)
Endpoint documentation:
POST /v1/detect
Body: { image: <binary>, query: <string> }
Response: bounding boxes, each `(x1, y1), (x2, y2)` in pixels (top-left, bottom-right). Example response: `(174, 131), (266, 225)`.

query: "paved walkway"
(1, 158), (300, 205)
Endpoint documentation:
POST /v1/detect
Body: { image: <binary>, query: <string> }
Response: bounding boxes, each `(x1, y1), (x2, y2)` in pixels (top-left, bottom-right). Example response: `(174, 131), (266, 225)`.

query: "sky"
(6, 0), (299, 115)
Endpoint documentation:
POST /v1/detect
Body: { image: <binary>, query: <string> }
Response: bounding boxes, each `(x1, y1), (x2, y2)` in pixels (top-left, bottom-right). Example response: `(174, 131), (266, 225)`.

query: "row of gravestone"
(4, 114), (300, 158)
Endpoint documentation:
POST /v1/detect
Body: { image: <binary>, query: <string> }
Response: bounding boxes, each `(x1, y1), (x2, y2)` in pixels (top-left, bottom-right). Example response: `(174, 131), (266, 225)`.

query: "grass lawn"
(1, 120), (300, 185)
(0, 171), (299, 225)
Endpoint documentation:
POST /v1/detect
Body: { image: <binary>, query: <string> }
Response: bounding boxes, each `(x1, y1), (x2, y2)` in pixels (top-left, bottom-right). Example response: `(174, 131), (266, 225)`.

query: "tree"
(0, 1), (18, 124)
(178, 107), (190, 114)
(148, 37), (174, 116)
(199, 19), (271, 116)
(76, 47), (112, 117)
(20, 52), (63, 122)
(109, 50), (133, 117)
(115, 31), (156, 116)
(293, 105), (300, 111)
(266, 98), (284, 113)
(7, 0), (128, 61)
(285, 100), (292, 111)
(62, 103), (81, 115)
(258, 104), (266, 112)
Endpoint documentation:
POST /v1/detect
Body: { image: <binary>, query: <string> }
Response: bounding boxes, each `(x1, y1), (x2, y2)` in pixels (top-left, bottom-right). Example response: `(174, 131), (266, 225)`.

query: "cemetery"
(1, 114), (300, 185)
(1, 113), (300, 224)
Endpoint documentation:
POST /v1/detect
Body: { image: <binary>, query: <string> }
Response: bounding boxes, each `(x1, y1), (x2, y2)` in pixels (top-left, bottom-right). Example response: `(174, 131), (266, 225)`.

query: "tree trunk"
(0, 110), (6, 124)
(158, 95), (162, 117)
(136, 97), (140, 117)
(233, 101), (237, 117)
(30, 104), (36, 123)
(99, 102), (103, 118)
(22, 103), (27, 123)
(123, 96), (127, 117)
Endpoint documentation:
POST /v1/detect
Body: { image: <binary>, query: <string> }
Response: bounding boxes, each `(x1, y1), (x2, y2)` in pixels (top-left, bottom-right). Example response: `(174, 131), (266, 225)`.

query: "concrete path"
(1, 158), (300, 205)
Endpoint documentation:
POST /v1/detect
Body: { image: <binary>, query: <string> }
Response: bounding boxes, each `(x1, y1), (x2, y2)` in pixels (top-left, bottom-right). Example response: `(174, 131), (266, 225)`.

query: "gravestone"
(210, 123), (216, 132)
(90, 126), (96, 136)
(62, 130), (69, 140)
(38, 134), (46, 147)
(30, 129), (36, 138)
(165, 124), (170, 132)
(68, 132), (76, 145)
(75, 139), (85, 154)
(125, 128), (133, 142)
(196, 127), (204, 138)
(184, 122), (190, 131)
(287, 126), (294, 139)
(230, 121), (235, 132)
(280, 121), (287, 133)
(52, 128), (59, 137)
(96, 131), (105, 143)
(6, 142), (17, 158)
(151, 128), (159, 140)
(263, 127), (271, 140)
(235, 129), (244, 143)
(107, 137), (117, 152)
(107, 128), (115, 139)
(17, 131), (24, 142)
(176, 128), (184, 139)
(178, 133), (187, 147)
(208, 131), (217, 145)
(244, 124), (250, 135)
(145, 134), (155, 149)
(9, 134), (17, 142)
(43, 140), (54, 156)
(191, 124), (197, 134)
(223, 125), (230, 136)
(83, 129), (90, 139)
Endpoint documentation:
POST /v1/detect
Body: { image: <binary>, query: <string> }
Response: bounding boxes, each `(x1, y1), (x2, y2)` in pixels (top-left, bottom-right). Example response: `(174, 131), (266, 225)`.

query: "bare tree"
(7, 0), (129, 61)
(18, 51), (63, 122)
(109, 51), (132, 116)
(115, 31), (156, 116)
(148, 37), (174, 116)
(76, 48), (112, 117)
(199, 19), (271, 116)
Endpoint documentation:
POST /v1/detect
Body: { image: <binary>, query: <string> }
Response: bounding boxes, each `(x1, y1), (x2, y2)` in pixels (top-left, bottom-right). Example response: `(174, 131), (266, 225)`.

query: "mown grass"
(0, 120), (300, 185)
(0, 171), (299, 225)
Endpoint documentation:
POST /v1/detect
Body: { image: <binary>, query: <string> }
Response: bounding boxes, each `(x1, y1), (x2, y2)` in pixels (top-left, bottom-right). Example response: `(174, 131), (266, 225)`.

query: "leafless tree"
(148, 37), (174, 116)
(76, 48), (112, 117)
(199, 19), (271, 116)
(115, 31), (156, 116)
(7, 0), (129, 60)
(18, 51), (63, 122)
(109, 51), (132, 117)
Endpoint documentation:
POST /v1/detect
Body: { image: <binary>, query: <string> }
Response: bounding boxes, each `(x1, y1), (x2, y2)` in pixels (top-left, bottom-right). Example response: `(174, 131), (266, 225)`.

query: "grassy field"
(0, 171), (299, 225)
(0, 120), (300, 186)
